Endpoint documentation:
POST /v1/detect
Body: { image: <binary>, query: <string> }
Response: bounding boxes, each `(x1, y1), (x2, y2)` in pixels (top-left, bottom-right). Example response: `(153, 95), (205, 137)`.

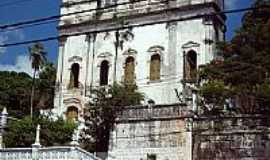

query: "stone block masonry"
(108, 103), (192, 160)
(193, 115), (270, 160)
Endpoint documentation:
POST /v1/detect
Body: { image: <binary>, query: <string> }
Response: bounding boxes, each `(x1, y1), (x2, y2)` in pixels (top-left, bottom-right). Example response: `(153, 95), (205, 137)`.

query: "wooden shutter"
(66, 107), (78, 121)
(124, 57), (135, 84)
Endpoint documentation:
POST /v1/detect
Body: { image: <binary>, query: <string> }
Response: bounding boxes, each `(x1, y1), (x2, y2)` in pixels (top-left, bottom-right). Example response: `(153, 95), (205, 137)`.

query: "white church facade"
(53, 0), (225, 159)
(53, 0), (226, 121)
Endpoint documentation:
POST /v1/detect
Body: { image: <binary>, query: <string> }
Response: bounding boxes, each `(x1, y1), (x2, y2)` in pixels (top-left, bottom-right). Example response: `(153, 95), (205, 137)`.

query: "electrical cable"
(0, 0), (159, 30)
(1, 5), (269, 48)
(0, 0), (39, 8)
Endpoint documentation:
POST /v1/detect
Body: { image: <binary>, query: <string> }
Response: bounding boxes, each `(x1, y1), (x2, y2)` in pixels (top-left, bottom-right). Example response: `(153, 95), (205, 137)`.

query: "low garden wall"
(192, 115), (270, 160)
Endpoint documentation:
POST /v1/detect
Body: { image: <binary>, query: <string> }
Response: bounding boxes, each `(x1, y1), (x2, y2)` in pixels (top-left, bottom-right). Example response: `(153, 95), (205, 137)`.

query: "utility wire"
(0, 0), (166, 33)
(0, 0), (157, 30)
(0, 0), (38, 8)
(1, 5), (269, 48)
(0, 0), (151, 33)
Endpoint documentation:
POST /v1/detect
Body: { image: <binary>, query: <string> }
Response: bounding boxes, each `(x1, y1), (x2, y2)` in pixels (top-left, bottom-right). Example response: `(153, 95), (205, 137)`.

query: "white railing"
(0, 146), (101, 160)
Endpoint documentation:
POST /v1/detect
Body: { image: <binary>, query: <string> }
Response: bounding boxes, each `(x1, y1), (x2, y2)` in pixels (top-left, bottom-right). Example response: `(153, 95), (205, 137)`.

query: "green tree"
(36, 63), (56, 109)
(3, 116), (76, 148)
(29, 43), (47, 118)
(80, 83), (143, 155)
(200, 0), (270, 114)
(0, 71), (32, 117)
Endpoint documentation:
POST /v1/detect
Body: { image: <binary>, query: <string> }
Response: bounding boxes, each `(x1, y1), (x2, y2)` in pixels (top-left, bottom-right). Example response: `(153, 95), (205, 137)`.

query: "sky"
(0, 0), (255, 75)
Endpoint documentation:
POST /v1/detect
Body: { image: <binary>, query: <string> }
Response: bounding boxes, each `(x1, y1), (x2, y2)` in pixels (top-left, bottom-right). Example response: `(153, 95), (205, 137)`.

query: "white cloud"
(0, 30), (31, 74)
(0, 29), (25, 54)
(0, 54), (32, 75)
(0, 35), (8, 54)
(225, 0), (238, 9)
(13, 29), (25, 40)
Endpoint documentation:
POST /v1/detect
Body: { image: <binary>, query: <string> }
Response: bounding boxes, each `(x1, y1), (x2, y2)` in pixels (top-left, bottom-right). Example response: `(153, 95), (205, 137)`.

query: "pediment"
(68, 56), (83, 62)
(63, 98), (81, 104)
(97, 52), (113, 58)
(182, 41), (200, 49)
(123, 48), (137, 55)
(147, 45), (165, 53)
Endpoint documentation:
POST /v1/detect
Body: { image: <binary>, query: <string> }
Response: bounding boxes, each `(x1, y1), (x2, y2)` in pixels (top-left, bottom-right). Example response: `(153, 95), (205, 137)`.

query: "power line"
(0, 0), (155, 30)
(0, 0), (157, 33)
(0, 0), (56, 8)
(1, 5), (269, 48)
(0, 0), (39, 8)
(0, 0), (163, 33)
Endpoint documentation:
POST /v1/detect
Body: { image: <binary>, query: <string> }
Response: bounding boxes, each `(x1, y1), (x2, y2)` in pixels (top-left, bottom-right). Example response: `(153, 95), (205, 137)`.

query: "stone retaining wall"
(192, 115), (270, 160)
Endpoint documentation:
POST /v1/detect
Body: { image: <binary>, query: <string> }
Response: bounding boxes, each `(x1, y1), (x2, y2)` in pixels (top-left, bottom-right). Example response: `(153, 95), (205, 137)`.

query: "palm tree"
(29, 42), (47, 118)
(113, 28), (134, 82)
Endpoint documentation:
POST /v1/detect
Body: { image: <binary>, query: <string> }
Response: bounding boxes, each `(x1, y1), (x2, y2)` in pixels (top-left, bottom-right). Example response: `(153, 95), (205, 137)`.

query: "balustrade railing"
(0, 146), (101, 160)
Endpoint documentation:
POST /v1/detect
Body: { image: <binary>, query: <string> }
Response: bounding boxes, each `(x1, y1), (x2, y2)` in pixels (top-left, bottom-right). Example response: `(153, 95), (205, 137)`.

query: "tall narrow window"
(124, 56), (135, 84)
(70, 63), (80, 88)
(100, 60), (109, 85)
(66, 106), (78, 121)
(150, 54), (161, 81)
(186, 50), (197, 80)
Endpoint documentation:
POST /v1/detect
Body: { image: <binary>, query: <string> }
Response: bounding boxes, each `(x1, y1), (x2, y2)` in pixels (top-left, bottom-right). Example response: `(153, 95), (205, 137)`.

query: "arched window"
(124, 56), (135, 84)
(66, 106), (78, 121)
(150, 54), (161, 81)
(185, 50), (197, 80)
(100, 60), (109, 86)
(70, 63), (80, 88)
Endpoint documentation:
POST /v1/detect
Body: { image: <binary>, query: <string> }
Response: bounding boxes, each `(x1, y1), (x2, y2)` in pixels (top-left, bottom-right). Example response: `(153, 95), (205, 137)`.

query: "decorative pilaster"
(57, 36), (67, 85)
(56, 36), (67, 113)
(32, 124), (41, 160)
(32, 124), (41, 148)
(84, 34), (93, 96)
(0, 108), (8, 149)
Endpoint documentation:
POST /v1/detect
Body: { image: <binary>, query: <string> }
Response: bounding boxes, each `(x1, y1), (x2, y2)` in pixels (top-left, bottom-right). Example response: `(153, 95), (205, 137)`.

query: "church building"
(54, 0), (225, 121)
(53, 0), (226, 159)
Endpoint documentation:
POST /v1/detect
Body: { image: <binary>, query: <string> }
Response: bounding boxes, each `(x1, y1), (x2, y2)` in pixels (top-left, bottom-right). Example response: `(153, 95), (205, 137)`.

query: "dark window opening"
(150, 54), (161, 81)
(100, 60), (109, 86)
(147, 154), (157, 160)
(70, 63), (80, 88)
(185, 50), (197, 80)
(124, 56), (135, 84)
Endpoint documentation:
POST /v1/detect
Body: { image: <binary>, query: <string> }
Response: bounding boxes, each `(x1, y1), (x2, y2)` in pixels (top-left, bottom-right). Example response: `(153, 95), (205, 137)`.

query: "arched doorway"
(66, 106), (78, 121)
(124, 56), (135, 84)
(150, 54), (161, 81)
(100, 60), (109, 86)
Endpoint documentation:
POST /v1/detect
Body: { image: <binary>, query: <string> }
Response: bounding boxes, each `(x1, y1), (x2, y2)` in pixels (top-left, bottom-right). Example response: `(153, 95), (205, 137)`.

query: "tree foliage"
(3, 116), (76, 148)
(35, 63), (56, 109)
(80, 83), (144, 155)
(200, 0), (270, 114)
(0, 63), (56, 117)
(29, 42), (47, 117)
(0, 71), (32, 117)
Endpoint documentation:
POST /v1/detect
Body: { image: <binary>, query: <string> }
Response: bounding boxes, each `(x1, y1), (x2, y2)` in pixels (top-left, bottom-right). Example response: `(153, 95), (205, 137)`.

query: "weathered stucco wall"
(108, 104), (192, 160)
(193, 115), (270, 160)
(54, 0), (226, 119)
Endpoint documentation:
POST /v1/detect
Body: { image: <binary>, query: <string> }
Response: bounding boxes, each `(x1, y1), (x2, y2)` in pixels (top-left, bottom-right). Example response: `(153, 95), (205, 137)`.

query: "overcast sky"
(0, 0), (254, 75)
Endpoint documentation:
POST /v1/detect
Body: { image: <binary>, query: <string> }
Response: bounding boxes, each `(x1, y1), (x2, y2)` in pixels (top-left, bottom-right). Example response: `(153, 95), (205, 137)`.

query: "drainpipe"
(90, 34), (97, 89)
(182, 51), (187, 103)
(113, 30), (120, 83)
(85, 35), (92, 96)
